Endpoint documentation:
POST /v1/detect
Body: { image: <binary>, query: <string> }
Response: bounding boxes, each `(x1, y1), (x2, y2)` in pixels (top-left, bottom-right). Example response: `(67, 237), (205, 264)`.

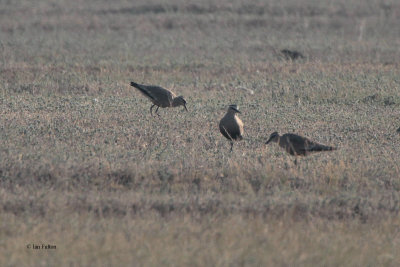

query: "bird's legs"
(150, 105), (161, 117)
(230, 142), (233, 152)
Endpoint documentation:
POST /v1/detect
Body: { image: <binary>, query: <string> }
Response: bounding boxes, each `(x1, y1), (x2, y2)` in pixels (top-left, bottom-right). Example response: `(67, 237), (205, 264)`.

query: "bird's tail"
(130, 81), (154, 100)
(308, 144), (336, 152)
(130, 81), (140, 88)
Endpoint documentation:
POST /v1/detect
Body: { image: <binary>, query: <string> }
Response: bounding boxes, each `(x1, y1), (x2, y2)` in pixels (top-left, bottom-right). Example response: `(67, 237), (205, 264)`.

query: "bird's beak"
(265, 138), (272, 144)
(232, 107), (241, 113)
(184, 104), (188, 112)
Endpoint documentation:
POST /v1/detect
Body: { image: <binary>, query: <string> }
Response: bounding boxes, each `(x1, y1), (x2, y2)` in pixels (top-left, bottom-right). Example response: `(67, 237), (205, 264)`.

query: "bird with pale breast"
(219, 105), (244, 152)
(265, 132), (336, 158)
(130, 81), (187, 116)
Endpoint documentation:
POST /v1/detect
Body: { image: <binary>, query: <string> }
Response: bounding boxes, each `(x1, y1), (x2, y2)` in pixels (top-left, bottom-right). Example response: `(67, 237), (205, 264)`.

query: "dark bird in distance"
(281, 49), (305, 61)
(130, 81), (187, 116)
(265, 132), (336, 163)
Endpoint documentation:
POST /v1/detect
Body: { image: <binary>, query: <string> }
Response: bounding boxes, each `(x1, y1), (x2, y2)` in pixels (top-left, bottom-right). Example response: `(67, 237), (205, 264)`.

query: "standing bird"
(281, 49), (305, 61)
(130, 81), (188, 116)
(219, 105), (244, 152)
(397, 127), (400, 133)
(265, 132), (336, 163)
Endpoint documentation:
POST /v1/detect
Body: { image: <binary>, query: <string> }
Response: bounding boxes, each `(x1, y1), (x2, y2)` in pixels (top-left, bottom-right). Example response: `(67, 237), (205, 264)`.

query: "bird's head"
(174, 96), (188, 111)
(228, 104), (241, 114)
(265, 131), (280, 144)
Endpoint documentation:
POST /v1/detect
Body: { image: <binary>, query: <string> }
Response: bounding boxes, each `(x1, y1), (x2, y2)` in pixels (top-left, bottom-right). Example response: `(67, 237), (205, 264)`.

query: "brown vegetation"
(1, 0), (400, 266)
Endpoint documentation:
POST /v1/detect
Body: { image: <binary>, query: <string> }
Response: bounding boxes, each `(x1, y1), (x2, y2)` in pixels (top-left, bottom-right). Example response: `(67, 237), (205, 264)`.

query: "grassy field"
(1, 0), (400, 266)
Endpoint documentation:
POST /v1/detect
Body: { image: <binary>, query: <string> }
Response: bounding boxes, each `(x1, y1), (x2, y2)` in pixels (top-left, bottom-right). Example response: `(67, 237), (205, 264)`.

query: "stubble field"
(1, 0), (400, 266)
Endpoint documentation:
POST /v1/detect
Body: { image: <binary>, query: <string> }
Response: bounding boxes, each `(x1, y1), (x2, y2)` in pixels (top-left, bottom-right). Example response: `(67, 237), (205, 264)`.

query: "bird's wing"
(285, 134), (306, 146)
(303, 142), (335, 152)
(131, 82), (155, 100)
(289, 135), (334, 152)
(131, 82), (173, 104)
(145, 86), (174, 103)
(280, 134), (307, 155)
(219, 115), (243, 141)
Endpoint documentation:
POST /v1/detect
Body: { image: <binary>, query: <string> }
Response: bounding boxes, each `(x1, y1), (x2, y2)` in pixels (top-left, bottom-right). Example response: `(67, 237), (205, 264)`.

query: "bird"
(219, 105), (244, 152)
(265, 132), (336, 163)
(397, 127), (400, 133)
(281, 49), (305, 61)
(130, 81), (187, 116)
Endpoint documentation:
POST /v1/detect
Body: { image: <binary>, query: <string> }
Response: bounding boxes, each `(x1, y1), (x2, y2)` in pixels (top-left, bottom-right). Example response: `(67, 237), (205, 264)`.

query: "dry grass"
(1, 0), (400, 266)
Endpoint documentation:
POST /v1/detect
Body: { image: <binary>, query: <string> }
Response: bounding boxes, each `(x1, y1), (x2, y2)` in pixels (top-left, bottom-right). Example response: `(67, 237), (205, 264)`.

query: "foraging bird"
(130, 81), (187, 116)
(265, 132), (336, 160)
(281, 49), (305, 61)
(219, 105), (244, 152)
